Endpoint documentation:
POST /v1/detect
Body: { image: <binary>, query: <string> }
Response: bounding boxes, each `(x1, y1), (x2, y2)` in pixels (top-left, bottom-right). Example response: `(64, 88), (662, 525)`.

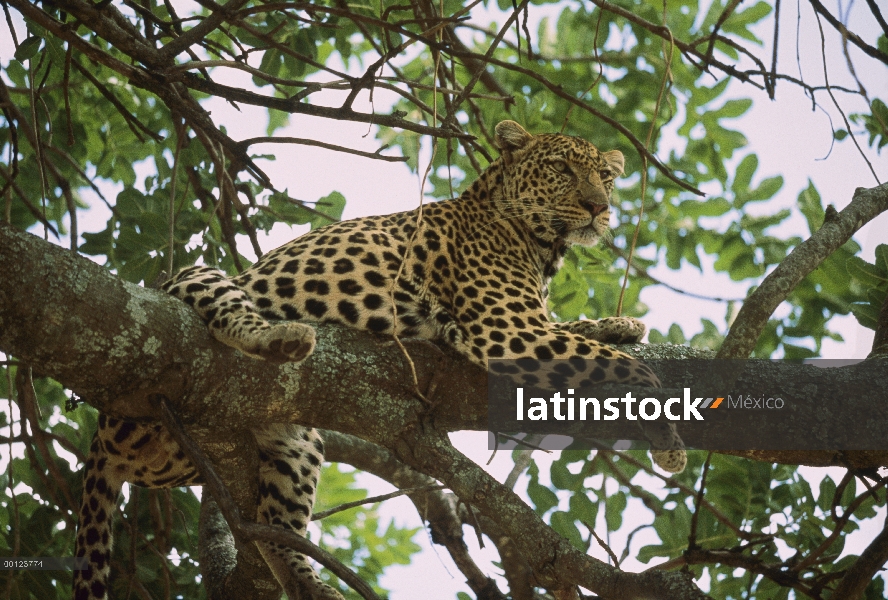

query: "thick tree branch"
(717, 183), (888, 360)
(2, 223), (888, 597)
(2, 221), (888, 459)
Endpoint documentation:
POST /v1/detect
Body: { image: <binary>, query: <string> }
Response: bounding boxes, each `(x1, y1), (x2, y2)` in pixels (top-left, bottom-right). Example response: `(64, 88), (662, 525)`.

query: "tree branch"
(237, 137), (408, 163)
(717, 182), (888, 359)
(830, 510), (888, 599)
(2, 220), (888, 458)
(323, 431), (509, 599)
(806, 0), (888, 66)
(177, 72), (469, 139)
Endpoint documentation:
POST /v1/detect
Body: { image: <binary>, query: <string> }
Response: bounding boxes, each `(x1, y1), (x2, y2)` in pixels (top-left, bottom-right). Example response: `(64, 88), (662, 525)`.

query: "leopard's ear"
(602, 150), (625, 177)
(495, 121), (533, 154)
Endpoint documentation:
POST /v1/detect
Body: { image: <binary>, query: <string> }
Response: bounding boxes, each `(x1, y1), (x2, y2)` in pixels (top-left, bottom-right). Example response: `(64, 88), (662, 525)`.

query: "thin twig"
(166, 59), (316, 87)
(168, 119), (186, 275)
(703, 0), (745, 72)
(312, 484), (445, 520)
(494, 432), (553, 453)
(0, 163), (60, 237)
(864, 0), (888, 36)
(28, 54), (49, 240)
(503, 433), (545, 490)
(769, 0), (780, 98)
(587, 526), (620, 567)
(238, 137), (408, 162)
(687, 452), (713, 550)
(617, 7), (674, 315)
(63, 43), (74, 146)
(813, 10), (880, 184)
(1, 0), (18, 47)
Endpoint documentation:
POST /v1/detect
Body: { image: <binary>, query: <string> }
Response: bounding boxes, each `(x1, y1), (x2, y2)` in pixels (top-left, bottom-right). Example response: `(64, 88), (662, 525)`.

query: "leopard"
(73, 120), (687, 600)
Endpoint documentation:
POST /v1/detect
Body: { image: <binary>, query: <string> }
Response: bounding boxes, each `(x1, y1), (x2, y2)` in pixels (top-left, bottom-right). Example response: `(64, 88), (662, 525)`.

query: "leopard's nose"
(587, 203), (608, 217)
(581, 186), (609, 213)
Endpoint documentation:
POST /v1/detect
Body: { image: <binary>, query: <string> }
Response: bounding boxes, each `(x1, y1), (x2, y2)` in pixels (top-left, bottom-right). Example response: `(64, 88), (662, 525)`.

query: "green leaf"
(865, 576), (886, 600)
(116, 188), (149, 219)
(551, 457), (581, 490)
(817, 476), (836, 513)
(875, 244), (888, 275)
(550, 511), (584, 549)
(680, 197), (731, 217)
(528, 479), (559, 514)
(840, 477), (857, 507)
(850, 301), (881, 330)
(747, 175), (784, 203)
(569, 492), (599, 526)
(604, 491), (626, 531)
(267, 109), (290, 136)
(797, 181), (824, 234)
(80, 228), (114, 256)
(846, 256), (888, 287)
(716, 98), (752, 119)
(310, 191), (347, 229)
(15, 36), (43, 62)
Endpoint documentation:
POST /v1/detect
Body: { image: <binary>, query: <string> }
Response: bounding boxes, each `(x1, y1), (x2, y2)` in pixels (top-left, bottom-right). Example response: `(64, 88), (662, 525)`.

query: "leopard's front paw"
(651, 449), (687, 474)
(247, 323), (317, 364)
(644, 421), (687, 474)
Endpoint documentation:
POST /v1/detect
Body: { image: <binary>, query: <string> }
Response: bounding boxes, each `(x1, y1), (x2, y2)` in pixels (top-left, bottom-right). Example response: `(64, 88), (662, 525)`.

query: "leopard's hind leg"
(254, 425), (345, 600)
(163, 266), (315, 364)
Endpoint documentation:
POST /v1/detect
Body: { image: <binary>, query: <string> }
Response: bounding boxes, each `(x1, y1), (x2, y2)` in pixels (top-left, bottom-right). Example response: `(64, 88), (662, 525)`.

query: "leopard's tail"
(73, 420), (124, 600)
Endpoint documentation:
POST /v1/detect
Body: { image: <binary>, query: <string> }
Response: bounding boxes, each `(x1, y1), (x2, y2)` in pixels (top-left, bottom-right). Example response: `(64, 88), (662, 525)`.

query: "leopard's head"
(492, 120), (625, 247)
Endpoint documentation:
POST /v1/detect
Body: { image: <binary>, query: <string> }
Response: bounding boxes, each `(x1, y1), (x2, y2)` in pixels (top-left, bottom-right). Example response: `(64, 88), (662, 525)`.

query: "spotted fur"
(74, 121), (686, 600)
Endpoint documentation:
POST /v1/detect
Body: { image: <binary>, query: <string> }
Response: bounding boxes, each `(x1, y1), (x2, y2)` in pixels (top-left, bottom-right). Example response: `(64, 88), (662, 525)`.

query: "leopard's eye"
(551, 160), (570, 174)
(600, 168), (613, 180)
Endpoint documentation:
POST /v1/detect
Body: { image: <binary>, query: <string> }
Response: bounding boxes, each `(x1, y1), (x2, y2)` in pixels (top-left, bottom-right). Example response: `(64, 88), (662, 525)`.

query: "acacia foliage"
(0, 0), (887, 598)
